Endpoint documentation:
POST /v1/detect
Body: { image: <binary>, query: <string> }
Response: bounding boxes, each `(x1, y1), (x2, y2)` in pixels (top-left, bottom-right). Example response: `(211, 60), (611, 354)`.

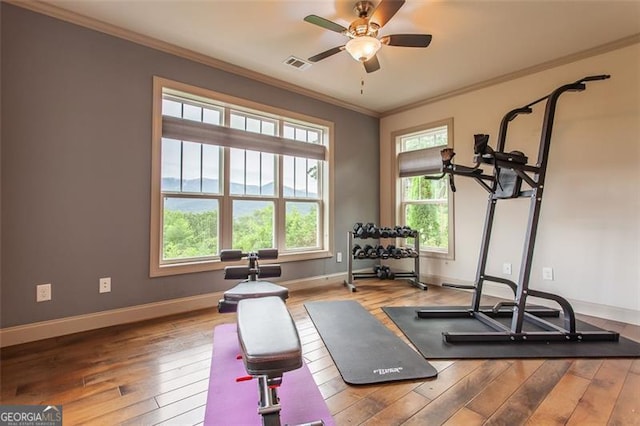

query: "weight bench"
(237, 296), (323, 426)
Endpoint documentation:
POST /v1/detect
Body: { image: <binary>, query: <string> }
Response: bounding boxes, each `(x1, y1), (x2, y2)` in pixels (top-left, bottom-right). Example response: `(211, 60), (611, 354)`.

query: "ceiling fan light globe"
(345, 36), (381, 62)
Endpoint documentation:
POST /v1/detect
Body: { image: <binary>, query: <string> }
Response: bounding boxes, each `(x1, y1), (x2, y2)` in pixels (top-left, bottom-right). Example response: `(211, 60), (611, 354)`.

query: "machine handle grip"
(580, 74), (610, 82)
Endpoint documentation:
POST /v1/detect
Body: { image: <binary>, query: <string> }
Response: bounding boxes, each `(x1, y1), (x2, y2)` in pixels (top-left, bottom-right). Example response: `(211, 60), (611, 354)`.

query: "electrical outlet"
(337, 252), (343, 263)
(503, 262), (512, 275)
(542, 267), (554, 281)
(37, 283), (52, 302)
(99, 277), (111, 293)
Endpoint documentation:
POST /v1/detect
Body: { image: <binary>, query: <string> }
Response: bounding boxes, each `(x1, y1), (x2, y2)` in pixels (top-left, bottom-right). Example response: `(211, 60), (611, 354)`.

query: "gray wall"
(0, 4), (379, 327)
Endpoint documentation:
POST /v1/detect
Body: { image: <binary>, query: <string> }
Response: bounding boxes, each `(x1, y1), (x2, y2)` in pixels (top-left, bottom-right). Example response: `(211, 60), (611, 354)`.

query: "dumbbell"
(397, 226), (414, 238)
(356, 222), (375, 239)
(355, 222), (372, 238)
(405, 247), (419, 258)
(374, 265), (388, 279)
(355, 222), (367, 238)
(376, 245), (389, 259)
(352, 244), (366, 259)
(377, 266), (395, 280)
(379, 227), (392, 238)
(363, 244), (378, 258)
(366, 223), (379, 239)
(385, 266), (395, 280)
(389, 246), (402, 259)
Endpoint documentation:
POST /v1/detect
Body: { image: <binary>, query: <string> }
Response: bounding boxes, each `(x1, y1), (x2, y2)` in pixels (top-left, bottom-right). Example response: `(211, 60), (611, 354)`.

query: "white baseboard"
(433, 278), (640, 326)
(0, 292), (223, 348)
(0, 272), (348, 348)
(6, 271), (633, 348)
(281, 271), (347, 290)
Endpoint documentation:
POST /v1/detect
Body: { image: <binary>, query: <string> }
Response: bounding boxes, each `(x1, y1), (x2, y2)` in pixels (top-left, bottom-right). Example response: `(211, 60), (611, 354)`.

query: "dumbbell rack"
(344, 230), (427, 292)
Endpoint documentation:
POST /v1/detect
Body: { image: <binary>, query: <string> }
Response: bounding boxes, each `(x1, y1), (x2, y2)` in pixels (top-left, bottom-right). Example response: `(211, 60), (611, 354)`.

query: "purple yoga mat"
(204, 323), (335, 425)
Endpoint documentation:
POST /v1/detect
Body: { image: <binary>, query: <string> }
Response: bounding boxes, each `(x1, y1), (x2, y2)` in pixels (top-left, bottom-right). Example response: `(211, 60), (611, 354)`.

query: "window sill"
(421, 249), (454, 261)
(150, 250), (333, 277)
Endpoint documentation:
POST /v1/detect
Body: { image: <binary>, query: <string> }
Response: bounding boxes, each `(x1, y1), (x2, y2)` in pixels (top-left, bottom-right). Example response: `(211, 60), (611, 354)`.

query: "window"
(150, 77), (333, 276)
(396, 120), (454, 258)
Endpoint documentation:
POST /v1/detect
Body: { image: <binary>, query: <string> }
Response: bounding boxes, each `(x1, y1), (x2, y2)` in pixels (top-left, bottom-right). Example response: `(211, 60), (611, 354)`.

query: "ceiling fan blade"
(308, 46), (345, 62)
(304, 15), (348, 34)
(380, 34), (432, 48)
(369, 0), (405, 28)
(363, 55), (380, 73)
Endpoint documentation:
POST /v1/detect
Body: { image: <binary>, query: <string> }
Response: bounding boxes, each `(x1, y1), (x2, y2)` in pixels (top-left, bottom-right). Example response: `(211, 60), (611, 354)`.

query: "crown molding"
(5, 0), (381, 118)
(381, 33), (640, 117)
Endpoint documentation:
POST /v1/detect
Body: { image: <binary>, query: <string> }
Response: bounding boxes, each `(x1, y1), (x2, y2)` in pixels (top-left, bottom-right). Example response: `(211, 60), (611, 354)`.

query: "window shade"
(162, 115), (327, 161)
(397, 146), (444, 177)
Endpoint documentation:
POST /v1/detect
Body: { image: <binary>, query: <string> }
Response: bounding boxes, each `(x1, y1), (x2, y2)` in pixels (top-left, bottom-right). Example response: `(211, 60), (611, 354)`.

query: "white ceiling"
(40, 0), (640, 115)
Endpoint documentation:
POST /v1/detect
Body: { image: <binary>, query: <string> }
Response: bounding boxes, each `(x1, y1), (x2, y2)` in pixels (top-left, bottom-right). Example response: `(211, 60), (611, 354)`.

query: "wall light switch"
(542, 267), (554, 281)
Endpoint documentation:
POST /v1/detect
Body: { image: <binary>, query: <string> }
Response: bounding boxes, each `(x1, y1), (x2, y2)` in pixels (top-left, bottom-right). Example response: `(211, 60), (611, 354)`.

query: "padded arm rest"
(237, 296), (302, 377)
(224, 266), (251, 280)
(258, 264), (281, 278)
(257, 249), (279, 260)
(220, 250), (243, 262)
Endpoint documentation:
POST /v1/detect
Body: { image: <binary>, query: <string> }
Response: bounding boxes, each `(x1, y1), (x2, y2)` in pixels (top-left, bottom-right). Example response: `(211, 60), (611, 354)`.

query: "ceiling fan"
(304, 0), (432, 73)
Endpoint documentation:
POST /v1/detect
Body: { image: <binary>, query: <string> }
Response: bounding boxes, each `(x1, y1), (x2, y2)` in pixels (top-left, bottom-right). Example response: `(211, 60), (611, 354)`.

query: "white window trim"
(392, 118), (455, 260)
(150, 77), (334, 277)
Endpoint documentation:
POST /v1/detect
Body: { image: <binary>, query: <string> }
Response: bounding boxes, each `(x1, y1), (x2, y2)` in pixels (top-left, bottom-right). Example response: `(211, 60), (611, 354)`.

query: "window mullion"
(221, 146), (232, 250)
(259, 153), (263, 196)
(277, 155), (286, 250)
(305, 159), (309, 197)
(243, 150), (247, 194)
(179, 142), (184, 192)
(200, 144), (204, 193)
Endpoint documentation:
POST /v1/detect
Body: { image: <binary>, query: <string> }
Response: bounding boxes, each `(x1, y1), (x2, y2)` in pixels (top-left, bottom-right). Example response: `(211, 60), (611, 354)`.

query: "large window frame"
(150, 77), (334, 277)
(394, 119), (455, 259)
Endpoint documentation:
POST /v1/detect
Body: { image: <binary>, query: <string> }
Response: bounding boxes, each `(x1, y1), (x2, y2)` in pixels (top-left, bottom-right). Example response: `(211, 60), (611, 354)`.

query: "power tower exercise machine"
(416, 75), (620, 344)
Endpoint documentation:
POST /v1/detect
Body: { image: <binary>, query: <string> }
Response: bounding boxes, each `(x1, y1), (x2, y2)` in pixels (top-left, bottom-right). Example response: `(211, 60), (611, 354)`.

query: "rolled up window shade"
(162, 115), (326, 161)
(398, 146), (443, 177)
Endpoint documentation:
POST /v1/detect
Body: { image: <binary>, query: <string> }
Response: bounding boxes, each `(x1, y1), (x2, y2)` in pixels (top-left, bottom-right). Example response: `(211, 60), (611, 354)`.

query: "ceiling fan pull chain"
(361, 77), (365, 95)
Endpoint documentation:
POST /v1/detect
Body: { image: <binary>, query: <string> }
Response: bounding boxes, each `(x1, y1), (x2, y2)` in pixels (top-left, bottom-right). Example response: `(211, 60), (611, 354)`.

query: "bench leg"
(258, 376), (282, 425)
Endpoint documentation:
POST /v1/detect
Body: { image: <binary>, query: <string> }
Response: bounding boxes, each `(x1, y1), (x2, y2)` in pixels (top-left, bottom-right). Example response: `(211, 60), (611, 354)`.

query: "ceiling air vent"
(283, 56), (312, 70)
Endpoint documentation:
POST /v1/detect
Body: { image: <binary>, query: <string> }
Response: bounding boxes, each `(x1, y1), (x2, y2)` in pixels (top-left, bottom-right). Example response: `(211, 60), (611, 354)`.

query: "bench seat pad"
(224, 280), (289, 302)
(237, 296), (302, 377)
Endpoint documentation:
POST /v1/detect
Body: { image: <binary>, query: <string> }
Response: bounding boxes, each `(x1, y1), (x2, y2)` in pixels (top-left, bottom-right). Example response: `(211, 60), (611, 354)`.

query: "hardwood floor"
(1, 280), (639, 425)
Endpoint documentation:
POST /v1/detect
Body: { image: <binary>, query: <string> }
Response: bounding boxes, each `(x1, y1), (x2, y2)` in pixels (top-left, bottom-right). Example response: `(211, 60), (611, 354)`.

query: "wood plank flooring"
(1, 280), (639, 425)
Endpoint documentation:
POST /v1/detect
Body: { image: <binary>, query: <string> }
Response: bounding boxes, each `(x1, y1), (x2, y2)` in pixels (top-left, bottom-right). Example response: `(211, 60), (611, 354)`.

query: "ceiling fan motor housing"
(349, 18), (380, 38)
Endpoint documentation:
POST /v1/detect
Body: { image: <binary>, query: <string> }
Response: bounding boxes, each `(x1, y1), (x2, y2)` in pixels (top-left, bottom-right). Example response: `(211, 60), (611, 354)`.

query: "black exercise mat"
(383, 306), (640, 359)
(304, 300), (438, 384)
